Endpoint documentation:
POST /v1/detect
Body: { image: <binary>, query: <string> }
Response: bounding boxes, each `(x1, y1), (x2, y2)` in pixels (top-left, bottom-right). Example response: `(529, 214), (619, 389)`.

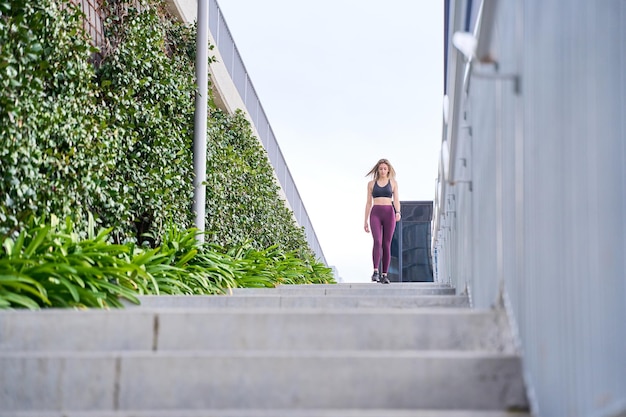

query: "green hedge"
(0, 0), (103, 235)
(1, 0), (315, 253)
(0, 0), (333, 308)
(205, 108), (310, 252)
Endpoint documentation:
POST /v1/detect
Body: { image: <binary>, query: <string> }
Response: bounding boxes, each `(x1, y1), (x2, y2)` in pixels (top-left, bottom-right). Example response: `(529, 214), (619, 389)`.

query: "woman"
(364, 158), (401, 284)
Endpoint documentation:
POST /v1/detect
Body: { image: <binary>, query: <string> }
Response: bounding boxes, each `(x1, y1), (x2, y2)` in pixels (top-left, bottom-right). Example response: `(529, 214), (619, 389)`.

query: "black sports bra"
(372, 180), (392, 198)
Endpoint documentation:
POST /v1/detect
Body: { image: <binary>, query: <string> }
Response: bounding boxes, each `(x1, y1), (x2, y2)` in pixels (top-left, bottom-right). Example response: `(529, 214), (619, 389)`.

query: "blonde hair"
(366, 158), (396, 181)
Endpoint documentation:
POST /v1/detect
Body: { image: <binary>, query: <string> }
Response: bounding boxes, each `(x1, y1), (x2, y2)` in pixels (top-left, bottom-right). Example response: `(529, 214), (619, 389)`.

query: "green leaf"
(23, 226), (50, 257)
(2, 238), (14, 256)
(95, 279), (140, 300)
(0, 273), (49, 304)
(0, 291), (41, 310)
(131, 248), (161, 266)
(12, 231), (26, 257)
(52, 275), (81, 302)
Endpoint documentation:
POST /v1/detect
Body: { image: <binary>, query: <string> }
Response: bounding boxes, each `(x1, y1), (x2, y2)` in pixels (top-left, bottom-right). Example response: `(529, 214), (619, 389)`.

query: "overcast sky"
(216, 0), (444, 282)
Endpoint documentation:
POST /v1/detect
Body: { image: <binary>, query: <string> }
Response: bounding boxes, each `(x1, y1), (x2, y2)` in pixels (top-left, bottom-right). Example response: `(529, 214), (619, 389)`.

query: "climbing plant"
(0, 0), (103, 237)
(95, 1), (198, 244)
(205, 109), (310, 253)
(0, 0), (333, 308)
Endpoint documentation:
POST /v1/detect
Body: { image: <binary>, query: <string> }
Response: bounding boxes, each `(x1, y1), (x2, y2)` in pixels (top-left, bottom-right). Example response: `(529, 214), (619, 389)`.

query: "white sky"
(217, 0), (444, 282)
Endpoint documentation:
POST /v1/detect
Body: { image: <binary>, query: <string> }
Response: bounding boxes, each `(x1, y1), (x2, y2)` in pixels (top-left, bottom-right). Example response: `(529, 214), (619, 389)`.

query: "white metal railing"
(208, 0), (326, 264)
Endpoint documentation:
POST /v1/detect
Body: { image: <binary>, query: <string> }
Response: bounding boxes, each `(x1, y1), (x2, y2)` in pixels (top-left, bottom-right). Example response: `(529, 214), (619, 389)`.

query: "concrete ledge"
(0, 310), (155, 351)
(0, 409), (532, 417)
(126, 294), (470, 309)
(230, 287), (456, 296)
(277, 283), (449, 289)
(0, 351), (529, 411)
(0, 308), (510, 352)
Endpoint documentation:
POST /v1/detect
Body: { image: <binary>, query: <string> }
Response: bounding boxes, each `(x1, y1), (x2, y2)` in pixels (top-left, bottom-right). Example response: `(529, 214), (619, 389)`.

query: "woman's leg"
(369, 207), (384, 270)
(380, 206), (396, 274)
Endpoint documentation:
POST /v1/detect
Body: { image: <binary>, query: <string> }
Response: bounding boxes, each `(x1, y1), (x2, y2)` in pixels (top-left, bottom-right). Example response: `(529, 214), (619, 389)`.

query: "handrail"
(208, 0), (327, 264)
(446, 0), (499, 185)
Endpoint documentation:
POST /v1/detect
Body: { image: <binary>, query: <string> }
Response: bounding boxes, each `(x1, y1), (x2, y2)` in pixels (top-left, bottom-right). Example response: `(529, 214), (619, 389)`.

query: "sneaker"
(380, 274), (390, 284)
(371, 271), (380, 282)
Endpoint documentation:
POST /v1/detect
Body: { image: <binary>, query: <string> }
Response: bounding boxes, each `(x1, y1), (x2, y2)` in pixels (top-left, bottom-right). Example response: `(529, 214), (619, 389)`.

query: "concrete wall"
(434, 1), (626, 416)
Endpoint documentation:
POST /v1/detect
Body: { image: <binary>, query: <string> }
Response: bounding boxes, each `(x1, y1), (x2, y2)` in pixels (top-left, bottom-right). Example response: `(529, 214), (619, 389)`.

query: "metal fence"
(434, 1), (626, 416)
(209, 0), (326, 264)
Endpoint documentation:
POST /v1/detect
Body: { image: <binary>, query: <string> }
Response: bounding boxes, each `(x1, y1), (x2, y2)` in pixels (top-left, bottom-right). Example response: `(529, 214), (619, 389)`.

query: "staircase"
(0, 282), (531, 416)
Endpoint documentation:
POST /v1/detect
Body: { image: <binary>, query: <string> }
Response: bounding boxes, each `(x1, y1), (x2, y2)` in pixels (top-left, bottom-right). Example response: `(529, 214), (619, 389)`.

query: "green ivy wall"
(0, 0), (313, 258)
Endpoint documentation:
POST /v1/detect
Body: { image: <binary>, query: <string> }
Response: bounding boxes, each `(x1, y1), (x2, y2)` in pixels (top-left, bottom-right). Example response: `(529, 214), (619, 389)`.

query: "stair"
(0, 282), (531, 416)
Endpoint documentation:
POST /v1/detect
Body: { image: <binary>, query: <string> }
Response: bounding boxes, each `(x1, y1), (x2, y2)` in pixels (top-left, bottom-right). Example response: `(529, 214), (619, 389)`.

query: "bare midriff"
(372, 197), (393, 206)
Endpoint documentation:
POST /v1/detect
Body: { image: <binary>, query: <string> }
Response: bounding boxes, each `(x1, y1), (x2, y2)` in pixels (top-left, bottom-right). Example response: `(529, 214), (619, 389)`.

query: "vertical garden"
(0, 0), (334, 309)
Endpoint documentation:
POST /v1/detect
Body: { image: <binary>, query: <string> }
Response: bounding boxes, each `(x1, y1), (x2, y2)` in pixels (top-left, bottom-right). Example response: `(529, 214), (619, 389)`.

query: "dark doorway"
(387, 201), (434, 282)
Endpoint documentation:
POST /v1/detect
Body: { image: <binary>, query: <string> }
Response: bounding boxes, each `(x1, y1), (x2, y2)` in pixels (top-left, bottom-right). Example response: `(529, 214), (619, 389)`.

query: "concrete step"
(125, 294), (470, 309)
(275, 283), (448, 289)
(0, 282), (530, 415)
(230, 283), (456, 296)
(0, 350), (529, 412)
(0, 410), (532, 416)
(0, 308), (512, 352)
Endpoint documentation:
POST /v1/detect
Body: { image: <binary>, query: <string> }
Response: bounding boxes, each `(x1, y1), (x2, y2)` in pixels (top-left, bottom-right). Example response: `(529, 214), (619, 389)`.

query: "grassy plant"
(0, 216), (336, 309)
(0, 214), (146, 309)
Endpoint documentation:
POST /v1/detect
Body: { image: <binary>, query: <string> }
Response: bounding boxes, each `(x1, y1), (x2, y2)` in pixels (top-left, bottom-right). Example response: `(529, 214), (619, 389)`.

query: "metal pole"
(193, 0), (209, 244)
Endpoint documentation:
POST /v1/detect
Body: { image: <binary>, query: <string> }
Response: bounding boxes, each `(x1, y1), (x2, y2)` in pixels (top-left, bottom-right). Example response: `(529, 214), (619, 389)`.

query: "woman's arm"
(364, 181), (373, 232)
(393, 180), (401, 221)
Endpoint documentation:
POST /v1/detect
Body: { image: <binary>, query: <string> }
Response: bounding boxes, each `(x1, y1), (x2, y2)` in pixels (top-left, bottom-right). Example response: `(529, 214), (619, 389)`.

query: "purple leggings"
(370, 205), (396, 273)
